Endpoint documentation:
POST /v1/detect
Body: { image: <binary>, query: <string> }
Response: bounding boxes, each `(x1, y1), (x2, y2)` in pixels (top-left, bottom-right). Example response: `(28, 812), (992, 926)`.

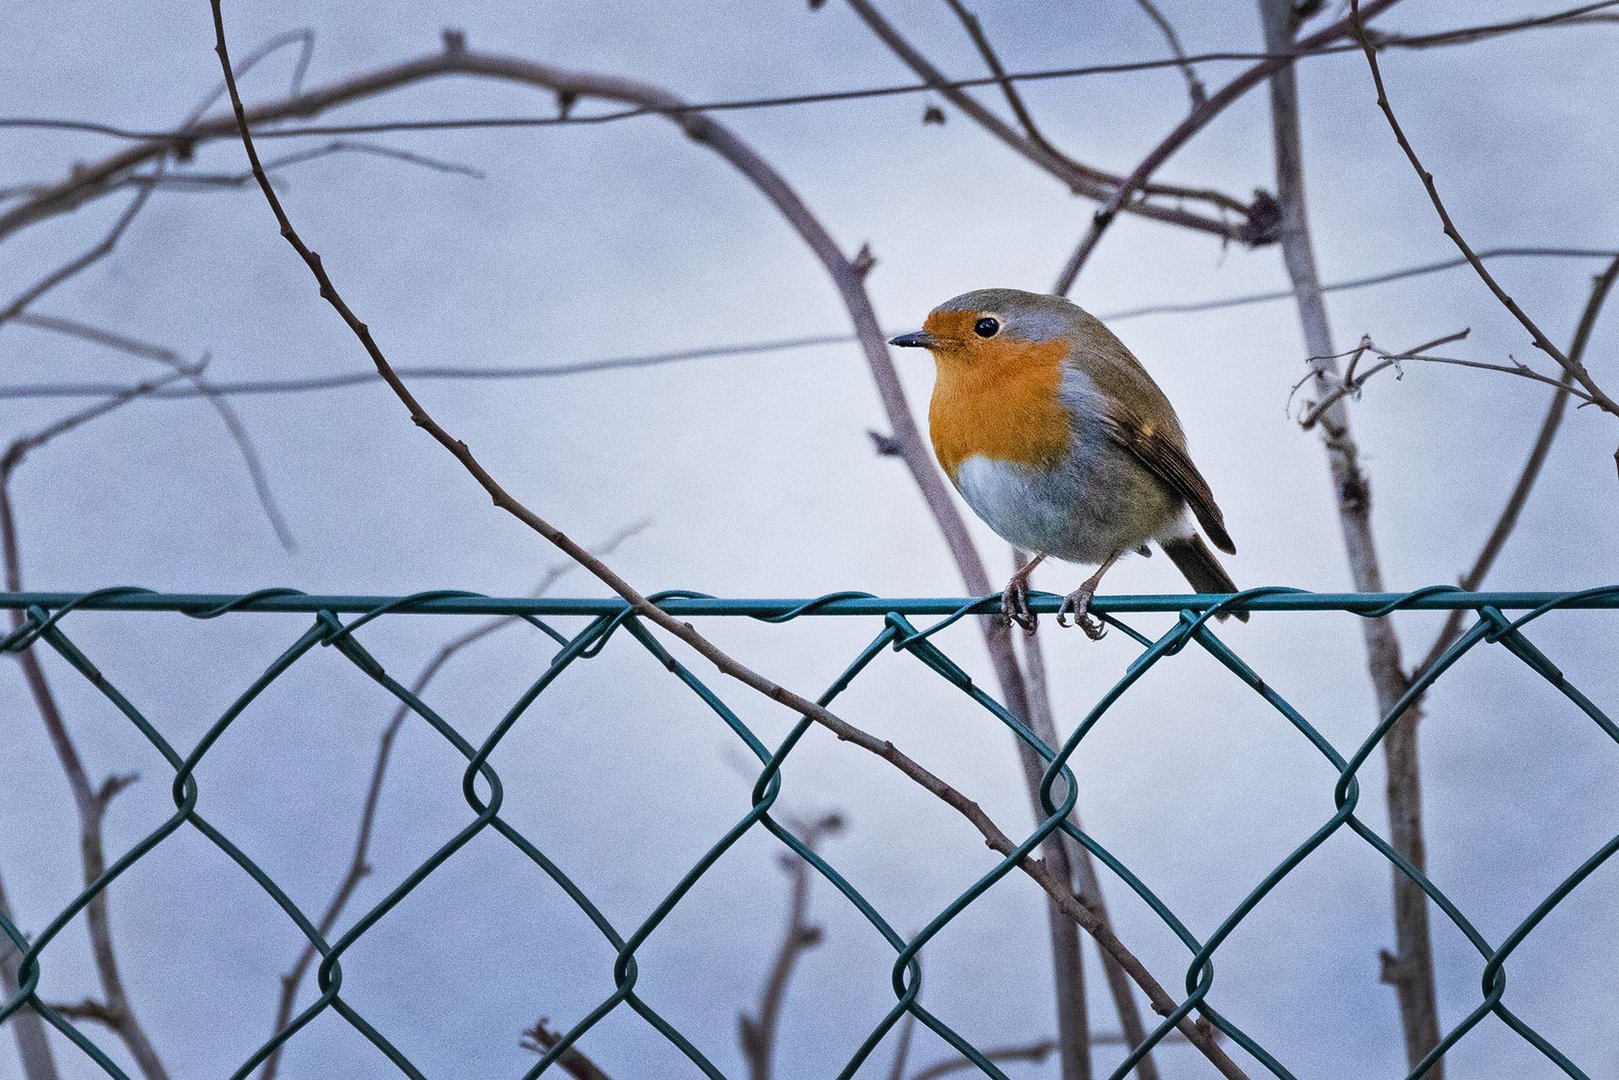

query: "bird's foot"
(1000, 577), (1038, 636)
(1057, 585), (1106, 640)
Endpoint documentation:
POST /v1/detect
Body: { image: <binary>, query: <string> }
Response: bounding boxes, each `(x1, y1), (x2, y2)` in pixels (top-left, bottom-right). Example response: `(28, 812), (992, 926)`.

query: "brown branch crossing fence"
(1, 586), (1616, 1079)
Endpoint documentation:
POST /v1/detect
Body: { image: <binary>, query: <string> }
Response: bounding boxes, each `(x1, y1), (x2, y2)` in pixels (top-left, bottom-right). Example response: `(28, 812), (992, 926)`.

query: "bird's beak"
(888, 330), (936, 349)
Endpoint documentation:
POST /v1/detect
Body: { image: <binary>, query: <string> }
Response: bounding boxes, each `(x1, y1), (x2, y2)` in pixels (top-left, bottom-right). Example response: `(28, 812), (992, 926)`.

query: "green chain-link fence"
(1, 586), (1616, 1079)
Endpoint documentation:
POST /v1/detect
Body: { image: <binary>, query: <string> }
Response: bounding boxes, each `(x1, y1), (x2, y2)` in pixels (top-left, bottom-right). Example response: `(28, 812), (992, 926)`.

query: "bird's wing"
(1100, 404), (1236, 554)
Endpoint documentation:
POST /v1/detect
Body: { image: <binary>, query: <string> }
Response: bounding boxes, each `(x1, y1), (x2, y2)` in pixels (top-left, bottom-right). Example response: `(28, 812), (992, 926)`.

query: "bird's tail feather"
(1161, 535), (1248, 622)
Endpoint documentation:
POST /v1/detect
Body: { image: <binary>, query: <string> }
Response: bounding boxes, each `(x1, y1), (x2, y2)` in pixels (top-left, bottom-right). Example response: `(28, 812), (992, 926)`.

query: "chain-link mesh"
(1, 586), (1615, 1080)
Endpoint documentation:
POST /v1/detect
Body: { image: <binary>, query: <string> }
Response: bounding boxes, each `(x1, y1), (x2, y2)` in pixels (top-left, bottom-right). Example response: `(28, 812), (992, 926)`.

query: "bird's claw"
(1057, 587), (1106, 640)
(1000, 579), (1038, 636)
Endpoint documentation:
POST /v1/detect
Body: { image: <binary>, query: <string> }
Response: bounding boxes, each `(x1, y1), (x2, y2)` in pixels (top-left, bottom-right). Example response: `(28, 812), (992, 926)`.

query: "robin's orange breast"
(928, 336), (1075, 482)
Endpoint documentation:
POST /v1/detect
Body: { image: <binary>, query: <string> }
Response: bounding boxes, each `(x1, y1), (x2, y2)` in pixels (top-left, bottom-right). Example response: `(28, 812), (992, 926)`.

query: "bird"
(889, 287), (1242, 639)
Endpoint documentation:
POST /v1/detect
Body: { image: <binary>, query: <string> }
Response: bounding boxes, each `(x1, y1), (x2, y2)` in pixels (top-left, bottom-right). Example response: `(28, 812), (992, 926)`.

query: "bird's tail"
(1161, 535), (1248, 622)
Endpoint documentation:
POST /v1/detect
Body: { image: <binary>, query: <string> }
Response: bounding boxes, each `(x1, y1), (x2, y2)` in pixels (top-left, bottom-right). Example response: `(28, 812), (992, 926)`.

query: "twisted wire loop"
(0, 586), (1615, 1078)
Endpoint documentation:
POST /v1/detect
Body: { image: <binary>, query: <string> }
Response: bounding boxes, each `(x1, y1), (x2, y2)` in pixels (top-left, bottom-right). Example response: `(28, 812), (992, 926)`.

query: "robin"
(890, 287), (1242, 639)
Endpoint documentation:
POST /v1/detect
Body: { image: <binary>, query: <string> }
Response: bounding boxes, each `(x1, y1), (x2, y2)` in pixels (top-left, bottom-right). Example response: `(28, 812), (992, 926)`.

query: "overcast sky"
(3, 2), (1618, 1078)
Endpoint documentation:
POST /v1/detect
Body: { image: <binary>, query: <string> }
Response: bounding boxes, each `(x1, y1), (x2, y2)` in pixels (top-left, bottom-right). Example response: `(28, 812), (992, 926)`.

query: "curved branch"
(1348, 0), (1619, 419)
(16, 313), (296, 551)
(1053, 0), (1405, 294)
(1253, 0), (1439, 1067)
(209, 12), (1247, 1077)
(1131, 0), (1208, 108)
(739, 812), (843, 1080)
(842, 0), (1258, 242)
(1414, 252), (1619, 680)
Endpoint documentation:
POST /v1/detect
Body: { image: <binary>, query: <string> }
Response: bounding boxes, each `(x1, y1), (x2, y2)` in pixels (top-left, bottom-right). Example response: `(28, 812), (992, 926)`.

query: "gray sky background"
(3, 1), (1618, 1078)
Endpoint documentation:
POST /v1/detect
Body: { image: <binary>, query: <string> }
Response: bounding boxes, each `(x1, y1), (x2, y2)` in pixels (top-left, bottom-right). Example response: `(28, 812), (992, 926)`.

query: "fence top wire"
(1, 586), (1617, 618)
(2, 584), (1616, 1080)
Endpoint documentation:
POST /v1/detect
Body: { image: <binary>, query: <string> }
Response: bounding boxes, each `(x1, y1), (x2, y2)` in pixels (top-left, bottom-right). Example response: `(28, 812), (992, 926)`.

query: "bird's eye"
(974, 317), (1001, 338)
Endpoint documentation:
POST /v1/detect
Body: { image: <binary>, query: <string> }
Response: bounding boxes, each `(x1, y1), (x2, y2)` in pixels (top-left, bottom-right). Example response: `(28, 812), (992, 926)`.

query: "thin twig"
(0, 329), (859, 400)
(907, 1028), (1203, 1080)
(209, 13), (1247, 1076)
(1413, 252), (1619, 680)
(1329, 353), (1598, 411)
(941, 0), (1097, 182)
(1374, 2), (1619, 50)
(184, 27), (319, 129)
(843, 0), (1258, 242)
(15, 312), (296, 551)
(1292, 329), (1475, 428)
(1131, 0), (1208, 107)
(0, 25), (317, 332)
(5, 248), (1614, 404)
(4, 367), (204, 471)
(256, 521), (647, 1080)
(59, 140), (486, 195)
(909, 1040), (1058, 1080)
(1052, 0), (1404, 294)
(739, 812), (844, 1080)
(1102, 247), (1619, 323)
(1348, 0), (1619, 422)
(0, 183), (157, 330)
(520, 1019), (615, 1080)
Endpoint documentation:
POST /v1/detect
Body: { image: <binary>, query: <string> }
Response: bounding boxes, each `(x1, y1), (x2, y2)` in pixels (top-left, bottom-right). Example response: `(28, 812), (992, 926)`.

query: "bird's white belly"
(953, 452), (1174, 565)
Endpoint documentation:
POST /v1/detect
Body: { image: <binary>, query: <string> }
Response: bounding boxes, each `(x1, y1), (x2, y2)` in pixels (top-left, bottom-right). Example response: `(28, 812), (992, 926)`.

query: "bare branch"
(38, 1000), (120, 1026)
(71, 140), (486, 195)
(2, 0), (1614, 185)
(1349, 0), (1619, 420)
(0, 385), (193, 1080)
(910, 1040), (1057, 1080)
(520, 1020), (615, 1080)
(739, 812), (843, 1080)
(15, 313), (296, 550)
(1374, 0), (1619, 50)
(0, 183), (157, 330)
(941, 0), (1094, 179)
(183, 27), (319, 129)
(0, 26), (320, 331)
(842, 0), (1258, 242)
(256, 521), (647, 1080)
(1009, 587), (1099, 1080)
(1414, 252), (1619, 680)
(907, 1028), (1205, 1080)
(1015, 560), (1158, 1080)
(1131, 0), (1208, 107)
(1102, 246), (1619, 323)
(1292, 329), (1479, 428)
(209, 13), (1247, 1075)
(5, 248), (1613, 407)
(0, 873), (62, 1080)
(4, 366), (204, 475)
(1053, 0), (1404, 294)
(1255, 0), (1439, 1067)
(0, 329), (858, 400)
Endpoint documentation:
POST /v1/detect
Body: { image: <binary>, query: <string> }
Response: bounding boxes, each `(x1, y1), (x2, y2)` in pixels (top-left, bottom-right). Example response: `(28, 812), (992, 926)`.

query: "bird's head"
(888, 288), (1081, 375)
